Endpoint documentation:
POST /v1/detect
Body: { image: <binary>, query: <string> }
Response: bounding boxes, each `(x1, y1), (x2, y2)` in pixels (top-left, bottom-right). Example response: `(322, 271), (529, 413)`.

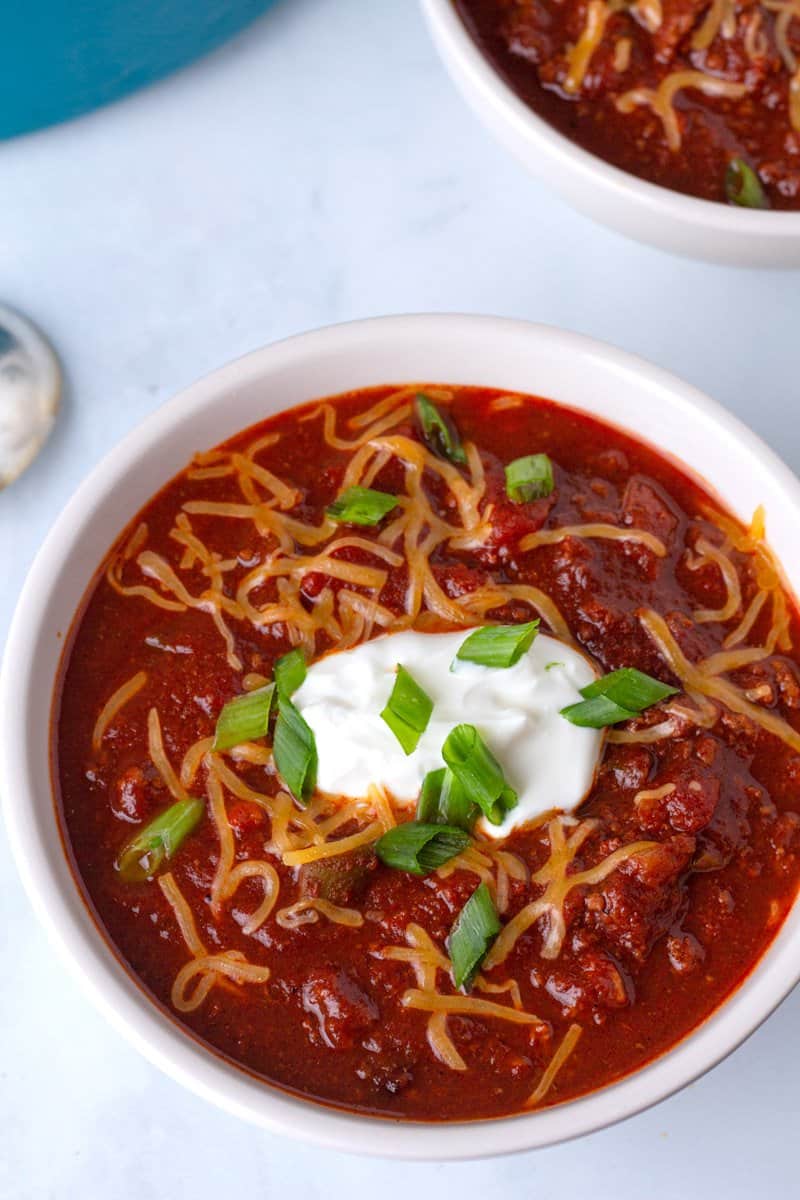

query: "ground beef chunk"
(588, 835), (695, 961)
(759, 157), (800, 203)
(227, 800), (265, 832)
(356, 1035), (417, 1096)
(574, 605), (674, 677)
(636, 768), (720, 836)
(652, 0), (710, 62)
(302, 967), (379, 1049)
(774, 659), (800, 709)
(433, 561), (488, 599)
(471, 468), (555, 566)
(539, 949), (632, 1017)
(448, 1017), (537, 1077)
(770, 812), (800, 862)
(663, 777), (720, 833)
(621, 476), (679, 546)
(599, 745), (653, 792)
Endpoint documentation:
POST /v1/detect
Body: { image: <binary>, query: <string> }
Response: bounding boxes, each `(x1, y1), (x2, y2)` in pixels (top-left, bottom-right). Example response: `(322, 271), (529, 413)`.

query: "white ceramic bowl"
(3, 315), (800, 1159)
(421, 0), (800, 267)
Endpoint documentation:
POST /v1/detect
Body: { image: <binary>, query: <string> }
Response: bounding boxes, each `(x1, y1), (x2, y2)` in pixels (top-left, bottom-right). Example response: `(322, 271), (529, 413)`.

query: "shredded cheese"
(692, 0), (738, 50)
(378, 923), (466, 1069)
(744, 8), (769, 57)
(485, 817), (658, 966)
(281, 821), (385, 867)
(147, 708), (190, 802)
(158, 873), (272, 1013)
(765, 0), (800, 71)
(607, 717), (678, 744)
(317, 400), (415, 451)
(634, 0), (663, 30)
(488, 394), (525, 412)
(346, 386), (426, 430)
(206, 766), (280, 934)
(456, 583), (574, 643)
(527, 1023), (583, 1107)
(159, 871), (206, 958)
(701, 506), (791, 653)
(565, 0), (620, 94)
(687, 535), (742, 623)
(791, 65), (800, 133)
(275, 898), (364, 929)
(172, 952), (272, 1013)
(179, 737), (215, 788)
(617, 72), (748, 151)
(402, 989), (547, 1026)
(639, 607), (800, 752)
(724, 590), (768, 649)
(92, 671), (147, 752)
(520, 522), (666, 557)
(614, 36), (633, 71)
(634, 783), (676, 816)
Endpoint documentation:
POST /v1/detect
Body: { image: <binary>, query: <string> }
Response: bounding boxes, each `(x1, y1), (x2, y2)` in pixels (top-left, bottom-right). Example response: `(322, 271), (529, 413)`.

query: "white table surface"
(2, 1), (800, 1196)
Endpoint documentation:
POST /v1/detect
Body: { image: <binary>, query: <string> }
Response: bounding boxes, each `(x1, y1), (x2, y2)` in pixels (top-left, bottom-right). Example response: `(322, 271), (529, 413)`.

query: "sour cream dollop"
(294, 628), (603, 838)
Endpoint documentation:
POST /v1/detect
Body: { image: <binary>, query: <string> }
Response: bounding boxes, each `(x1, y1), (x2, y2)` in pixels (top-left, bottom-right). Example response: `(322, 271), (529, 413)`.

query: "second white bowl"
(421, 0), (800, 266)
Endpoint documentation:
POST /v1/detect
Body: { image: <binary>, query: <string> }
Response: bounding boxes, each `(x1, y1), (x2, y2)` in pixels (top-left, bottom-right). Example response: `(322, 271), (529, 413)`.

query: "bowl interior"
(4, 314), (800, 1158)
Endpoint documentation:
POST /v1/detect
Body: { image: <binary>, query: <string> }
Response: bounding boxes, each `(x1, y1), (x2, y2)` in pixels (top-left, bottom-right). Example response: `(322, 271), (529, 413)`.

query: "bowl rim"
(4, 313), (800, 1160)
(421, 0), (800, 236)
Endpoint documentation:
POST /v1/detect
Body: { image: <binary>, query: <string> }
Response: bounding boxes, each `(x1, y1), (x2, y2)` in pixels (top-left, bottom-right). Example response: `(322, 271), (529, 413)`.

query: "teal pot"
(1, 1), (279, 139)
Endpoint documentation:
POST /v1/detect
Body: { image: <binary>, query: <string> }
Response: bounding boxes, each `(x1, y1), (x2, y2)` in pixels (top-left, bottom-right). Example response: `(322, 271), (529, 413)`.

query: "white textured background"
(1, 2), (799, 1196)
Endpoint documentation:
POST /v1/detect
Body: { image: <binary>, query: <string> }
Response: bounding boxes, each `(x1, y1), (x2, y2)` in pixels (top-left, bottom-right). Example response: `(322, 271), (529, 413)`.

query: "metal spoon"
(0, 304), (61, 489)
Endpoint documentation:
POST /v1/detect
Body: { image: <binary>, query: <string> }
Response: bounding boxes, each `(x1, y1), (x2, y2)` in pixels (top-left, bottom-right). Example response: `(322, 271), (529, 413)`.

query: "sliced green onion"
(561, 666), (678, 729)
(417, 767), (446, 823)
(381, 665), (434, 755)
(454, 620), (539, 669)
(725, 158), (768, 210)
(545, 661), (565, 671)
(416, 767), (479, 832)
(415, 393), (466, 465)
(505, 453), (554, 503)
(274, 648), (306, 697)
(273, 696), (317, 804)
(442, 724), (517, 826)
(213, 683), (275, 751)
(375, 821), (470, 876)
(448, 882), (501, 990)
(581, 667), (678, 710)
(116, 797), (204, 883)
(440, 769), (480, 832)
(559, 694), (638, 728)
(326, 485), (398, 526)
